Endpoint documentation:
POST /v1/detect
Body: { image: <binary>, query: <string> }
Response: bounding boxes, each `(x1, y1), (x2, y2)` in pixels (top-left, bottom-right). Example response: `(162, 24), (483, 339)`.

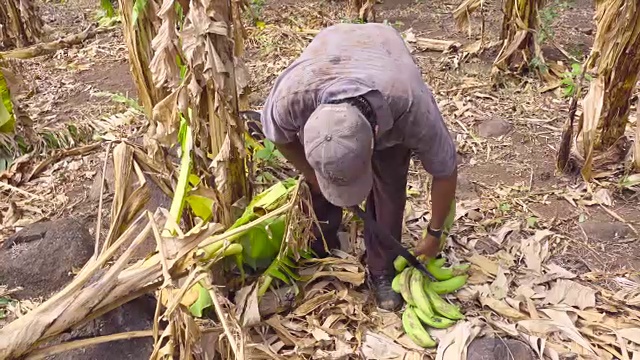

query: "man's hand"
(415, 232), (440, 258)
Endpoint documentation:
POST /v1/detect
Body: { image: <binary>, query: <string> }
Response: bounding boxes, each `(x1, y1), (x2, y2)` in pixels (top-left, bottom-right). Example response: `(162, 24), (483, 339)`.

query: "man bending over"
(260, 23), (458, 311)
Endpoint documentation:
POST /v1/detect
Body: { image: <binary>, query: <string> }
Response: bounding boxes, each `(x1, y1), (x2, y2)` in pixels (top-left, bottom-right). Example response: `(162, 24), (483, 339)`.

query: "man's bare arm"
(415, 167), (457, 257)
(428, 167), (457, 230)
(274, 140), (321, 193)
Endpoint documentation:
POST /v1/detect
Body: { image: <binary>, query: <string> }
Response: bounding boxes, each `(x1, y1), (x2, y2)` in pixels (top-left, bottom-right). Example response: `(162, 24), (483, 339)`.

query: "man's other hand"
(415, 233), (440, 258)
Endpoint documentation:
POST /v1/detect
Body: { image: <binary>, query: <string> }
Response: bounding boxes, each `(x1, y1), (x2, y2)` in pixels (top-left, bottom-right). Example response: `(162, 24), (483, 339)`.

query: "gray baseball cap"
(303, 103), (374, 207)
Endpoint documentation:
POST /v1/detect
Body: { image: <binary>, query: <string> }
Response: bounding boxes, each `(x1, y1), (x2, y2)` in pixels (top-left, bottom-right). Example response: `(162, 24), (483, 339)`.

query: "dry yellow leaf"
(619, 328), (640, 346)
(479, 295), (527, 320)
(517, 319), (596, 355)
(467, 254), (499, 276)
(489, 266), (509, 300)
(294, 292), (336, 317)
(543, 279), (597, 310)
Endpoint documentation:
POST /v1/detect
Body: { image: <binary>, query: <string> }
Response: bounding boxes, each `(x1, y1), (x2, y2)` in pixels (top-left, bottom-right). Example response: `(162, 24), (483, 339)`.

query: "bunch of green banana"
(393, 256), (469, 348)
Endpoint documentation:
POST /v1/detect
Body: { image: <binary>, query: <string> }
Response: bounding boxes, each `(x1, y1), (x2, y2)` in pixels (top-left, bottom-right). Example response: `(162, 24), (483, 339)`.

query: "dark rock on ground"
(477, 118), (513, 138)
(456, 173), (480, 201)
(47, 295), (156, 360)
(0, 218), (157, 360)
(467, 338), (534, 360)
(579, 221), (631, 242)
(0, 218), (94, 299)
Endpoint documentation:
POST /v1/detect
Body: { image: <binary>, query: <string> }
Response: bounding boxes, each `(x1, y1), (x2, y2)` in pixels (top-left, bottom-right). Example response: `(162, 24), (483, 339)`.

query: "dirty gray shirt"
(261, 23), (457, 178)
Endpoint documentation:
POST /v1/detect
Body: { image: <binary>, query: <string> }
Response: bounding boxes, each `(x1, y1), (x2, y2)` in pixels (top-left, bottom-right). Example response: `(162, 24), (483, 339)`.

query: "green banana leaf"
(239, 214), (286, 270)
(167, 118), (192, 232)
(189, 283), (213, 317)
(100, 0), (115, 17)
(229, 178), (297, 230)
(185, 193), (215, 221)
(0, 69), (15, 134)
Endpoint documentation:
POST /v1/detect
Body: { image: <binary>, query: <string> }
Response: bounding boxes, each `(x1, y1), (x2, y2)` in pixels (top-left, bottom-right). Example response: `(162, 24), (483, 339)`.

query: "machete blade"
(349, 205), (436, 281)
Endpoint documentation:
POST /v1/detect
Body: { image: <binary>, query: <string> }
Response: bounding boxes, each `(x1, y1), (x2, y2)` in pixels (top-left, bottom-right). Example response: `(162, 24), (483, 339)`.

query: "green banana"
(394, 254), (445, 273)
(452, 264), (471, 274)
(210, 242), (244, 258)
(402, 307), (437, 348)
(391, 272), (402, 293)
(409, 268), (435, 318)
(428, 275), (469, 294)
(393, 255), (409, 273)
(398, 267), (415, 306)
(414, 306), (457, 329)
(423, 283), (464, 320)
(426, 259), (470, 281)
(431, 257), (447, 268)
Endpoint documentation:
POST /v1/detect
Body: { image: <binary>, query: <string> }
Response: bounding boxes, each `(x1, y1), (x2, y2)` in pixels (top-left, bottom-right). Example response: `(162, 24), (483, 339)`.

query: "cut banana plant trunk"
(0, 0), (43, 49)
(116, 0), (167, 119)
(492, 0), (558, 81)
(556, 0), (640, 180)
(348, 0), (376, 22)
(144, 0), (250, 227)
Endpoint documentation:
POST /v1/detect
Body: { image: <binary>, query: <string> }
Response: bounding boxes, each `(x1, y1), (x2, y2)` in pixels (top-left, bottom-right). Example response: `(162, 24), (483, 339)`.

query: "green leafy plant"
(529, 56), (549, 74)
(537, 0), (573, 44)
(620, 174), (640, 189)
(100, 0), (116, 17)
(95, 0), (120, 27)
(186, 178), (300, 316)
(526, 216), (538, 228)
(252, 138), (284, 185)
(254, 139), (282, 164)
(560, 63), (592, 98)
(131, 0), (148, 24)
(249, 0), (266, 22)
(94, 91), (144, 113)
(0, 297), (11, 320)
(0, 70), (15, 135)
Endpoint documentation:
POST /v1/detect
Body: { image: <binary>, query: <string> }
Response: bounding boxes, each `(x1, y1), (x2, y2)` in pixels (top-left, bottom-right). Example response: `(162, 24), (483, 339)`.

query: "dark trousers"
(309, 145), (411, 276)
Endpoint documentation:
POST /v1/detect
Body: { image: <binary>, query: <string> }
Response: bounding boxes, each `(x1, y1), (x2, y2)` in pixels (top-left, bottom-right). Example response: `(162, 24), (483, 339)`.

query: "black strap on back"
(327, 95), (377, 135)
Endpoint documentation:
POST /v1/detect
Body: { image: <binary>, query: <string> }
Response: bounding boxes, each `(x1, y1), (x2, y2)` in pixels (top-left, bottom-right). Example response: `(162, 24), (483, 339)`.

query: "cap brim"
(315, 164), (373, 208)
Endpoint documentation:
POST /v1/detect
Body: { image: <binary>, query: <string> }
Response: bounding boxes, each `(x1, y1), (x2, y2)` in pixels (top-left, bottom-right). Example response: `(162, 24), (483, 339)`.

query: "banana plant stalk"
(164, 118), (193, 236)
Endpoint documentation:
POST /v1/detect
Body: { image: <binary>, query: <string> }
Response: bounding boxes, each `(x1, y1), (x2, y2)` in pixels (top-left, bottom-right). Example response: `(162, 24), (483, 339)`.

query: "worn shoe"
(368, 273), (403, 312)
